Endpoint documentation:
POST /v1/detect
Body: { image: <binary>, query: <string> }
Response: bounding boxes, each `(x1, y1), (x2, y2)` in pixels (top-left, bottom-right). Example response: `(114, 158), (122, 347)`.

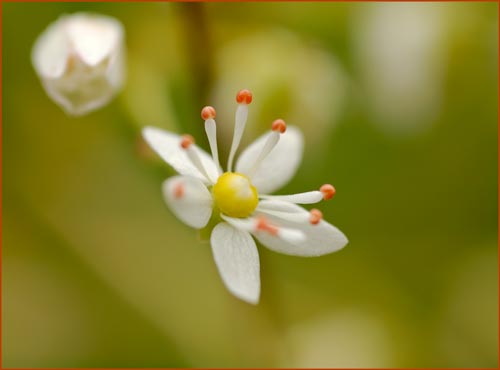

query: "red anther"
(256, 216), (279, 236)
(271, 119), (287, 133)
(173, 182), (185, 199)
(201, 106), (216, 120)
(309, 209), (323, 225)
(236, 89), (253, 104)
(180, 134), (195, 149)
(320, 184), (336, 200)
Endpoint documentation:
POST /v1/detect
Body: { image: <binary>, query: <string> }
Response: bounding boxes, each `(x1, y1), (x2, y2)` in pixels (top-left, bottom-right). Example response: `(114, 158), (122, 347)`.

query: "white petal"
(236, 126), (303, 194)
(211, 222), (260, 304)
(255, 200), (348, 257)
(143, 126), (220, 184)
(32, 17), (70, 79)
(162, 176), (213, 229)
(67, 13), (124, 66)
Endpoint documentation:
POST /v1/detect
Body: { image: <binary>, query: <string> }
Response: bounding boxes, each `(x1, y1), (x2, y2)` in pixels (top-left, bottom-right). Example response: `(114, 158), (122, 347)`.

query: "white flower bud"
(31, 13), (125, 116)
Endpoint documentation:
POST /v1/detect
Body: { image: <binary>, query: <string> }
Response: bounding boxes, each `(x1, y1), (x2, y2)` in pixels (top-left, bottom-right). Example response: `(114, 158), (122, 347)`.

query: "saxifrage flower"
(32, 13), (125, 116)
(143, 89), (348, 304)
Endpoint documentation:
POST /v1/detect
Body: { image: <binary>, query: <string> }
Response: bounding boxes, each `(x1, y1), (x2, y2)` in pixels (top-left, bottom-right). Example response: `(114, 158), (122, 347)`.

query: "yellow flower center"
(213, 172), (258, 218)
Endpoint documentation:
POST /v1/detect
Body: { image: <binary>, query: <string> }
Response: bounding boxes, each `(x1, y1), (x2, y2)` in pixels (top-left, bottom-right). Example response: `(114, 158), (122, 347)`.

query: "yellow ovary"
(213, 172), (258, 218)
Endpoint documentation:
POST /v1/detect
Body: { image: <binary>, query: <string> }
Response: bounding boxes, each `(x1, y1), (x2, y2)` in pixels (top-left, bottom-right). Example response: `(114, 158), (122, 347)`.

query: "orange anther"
(320, 184), (336, 200)
(271, 119), (287, 133)
(201, 106), (216, 120)
(309, 209), (323, 225)
(236, 89), (253, 104)
(256, 216), (268, 231)
(256, 216), (279, 236)
(180, 134), (194, 149)
(173, 182), (185, 199)
(266, 224), (279, 236)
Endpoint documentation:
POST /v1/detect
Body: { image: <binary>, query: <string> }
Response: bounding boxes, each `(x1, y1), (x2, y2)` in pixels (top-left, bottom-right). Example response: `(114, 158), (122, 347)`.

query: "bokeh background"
(2, 2), (498, 368)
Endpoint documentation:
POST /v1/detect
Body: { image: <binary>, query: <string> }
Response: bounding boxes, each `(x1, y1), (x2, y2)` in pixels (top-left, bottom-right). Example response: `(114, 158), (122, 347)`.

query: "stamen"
(260, 184), (335, 203)
(259, 191), (324, 204)
(221, 214), (306, 245)
(227, 89), (253, 172)
(180, 134), (214, 184)
(246, 120), (287, 178)
(173, 182), (185, 199)
(320, 184), (336, 200)
(254, 216), (304, 244)
(201, 106), (222, 174)
(257, 203), (323, 227)
(309, 209), (323, 225)
(256, 208), (309, 223)
(255, 216), (279, 236)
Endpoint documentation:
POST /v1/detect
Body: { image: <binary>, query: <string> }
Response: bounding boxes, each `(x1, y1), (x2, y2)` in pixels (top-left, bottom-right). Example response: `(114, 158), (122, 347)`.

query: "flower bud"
(31, 13), (125, 116)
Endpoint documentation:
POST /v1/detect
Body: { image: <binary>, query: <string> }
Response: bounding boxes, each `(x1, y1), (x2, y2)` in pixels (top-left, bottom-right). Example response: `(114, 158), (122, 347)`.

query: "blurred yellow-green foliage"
(2, 2), (498, 368)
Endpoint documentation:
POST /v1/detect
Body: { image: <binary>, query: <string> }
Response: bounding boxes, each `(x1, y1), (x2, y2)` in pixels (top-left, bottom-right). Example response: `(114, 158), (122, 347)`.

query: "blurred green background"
(2, 2), (498, 368)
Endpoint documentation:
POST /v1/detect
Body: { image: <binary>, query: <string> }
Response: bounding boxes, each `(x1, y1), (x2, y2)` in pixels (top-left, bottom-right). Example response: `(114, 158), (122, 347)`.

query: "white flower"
(143, 89), (348, 304)
(32, 13), (125, 116)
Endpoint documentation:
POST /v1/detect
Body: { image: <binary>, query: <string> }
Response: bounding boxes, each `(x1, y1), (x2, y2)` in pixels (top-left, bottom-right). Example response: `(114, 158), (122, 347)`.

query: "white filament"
(259, 191), (324, 204)
(204, 118), (222, 175)
(246, 131), (280, 179)
(221, 214), (305, 245)
(227, 104), (248, 172)
(256, 208), (309, 224)
(186, 146), (216, 184)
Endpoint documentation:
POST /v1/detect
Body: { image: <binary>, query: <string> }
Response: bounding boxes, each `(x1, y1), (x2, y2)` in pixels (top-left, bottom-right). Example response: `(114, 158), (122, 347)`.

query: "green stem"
(177, 3), (214, 107)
